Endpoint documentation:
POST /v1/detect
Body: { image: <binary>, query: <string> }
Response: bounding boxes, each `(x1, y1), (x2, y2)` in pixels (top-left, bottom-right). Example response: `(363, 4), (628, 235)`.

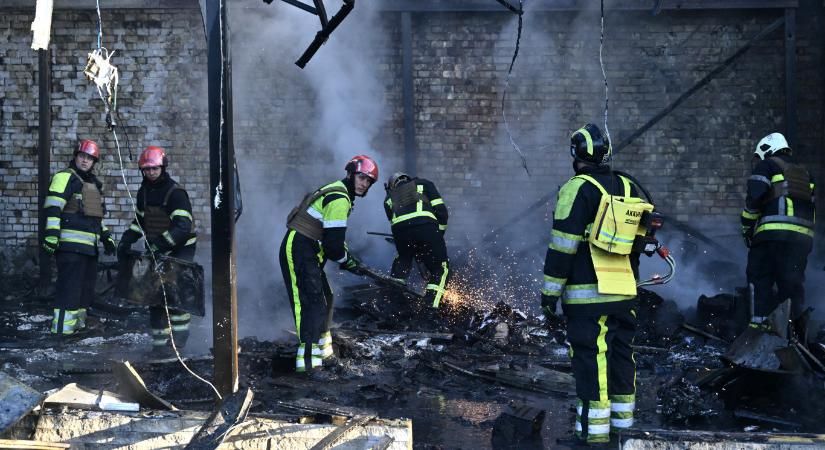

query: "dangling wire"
(599, 0), (611, 158)
(499, 0), (529, 176)
(88, 0), (221, 400)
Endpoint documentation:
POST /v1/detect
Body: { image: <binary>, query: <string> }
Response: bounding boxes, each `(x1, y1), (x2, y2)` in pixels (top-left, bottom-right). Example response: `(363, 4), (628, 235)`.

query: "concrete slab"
(621, 429), (825, 449)
(27, 410), (412, 449)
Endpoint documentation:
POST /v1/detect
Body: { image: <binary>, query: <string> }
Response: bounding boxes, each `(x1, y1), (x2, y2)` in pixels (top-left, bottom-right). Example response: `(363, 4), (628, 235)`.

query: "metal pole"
(206, 0), (238, 397)
(784, 8), (797, 148)
(38, 49), (51, 285)
(401, 12), (417, 175)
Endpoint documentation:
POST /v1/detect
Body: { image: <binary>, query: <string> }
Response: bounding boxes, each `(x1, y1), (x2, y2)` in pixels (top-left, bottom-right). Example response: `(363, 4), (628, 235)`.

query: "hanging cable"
(499, 0), (529, 176)
(599, 0), (611, 157)
(87, 0), (221, 400)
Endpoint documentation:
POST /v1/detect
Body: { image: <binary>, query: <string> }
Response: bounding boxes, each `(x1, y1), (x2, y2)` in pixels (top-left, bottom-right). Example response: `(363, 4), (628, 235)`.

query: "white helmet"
(754, 132), (790, 160)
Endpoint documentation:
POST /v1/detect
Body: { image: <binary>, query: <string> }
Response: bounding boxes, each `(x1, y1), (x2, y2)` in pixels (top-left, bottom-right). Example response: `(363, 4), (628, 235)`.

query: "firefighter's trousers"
(149, 245), (195, 351)
(747, 240), (811, 320)
(53, 251), (97, 334)
(566, 310), (637, 444)
(279, 230), (335, 372)
(390, 223), (450, 308)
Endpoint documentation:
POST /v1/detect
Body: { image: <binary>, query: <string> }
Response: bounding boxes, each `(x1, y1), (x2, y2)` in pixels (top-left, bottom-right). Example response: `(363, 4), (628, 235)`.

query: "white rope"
(112, 129), (222, 401)
(599, 0), (611, 159)
(91, 0), (221, 400)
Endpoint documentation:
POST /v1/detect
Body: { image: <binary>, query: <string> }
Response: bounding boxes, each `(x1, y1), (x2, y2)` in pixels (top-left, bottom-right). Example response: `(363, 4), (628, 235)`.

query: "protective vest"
(573, 174), (652, 296)
(43, 167), (107, 255)
(385, 181), (436, 226)
(754, 157), (815, 241)
(61, 169), (105, 218)
(287, 184), (350, 241)
(143, 184), (187, 241)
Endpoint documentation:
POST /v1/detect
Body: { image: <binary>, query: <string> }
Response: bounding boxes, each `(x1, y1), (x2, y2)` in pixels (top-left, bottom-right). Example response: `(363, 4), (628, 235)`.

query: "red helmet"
(345, 155), (378, 182)
(76, 140), (100, 160)
(138, 146), (167, 169)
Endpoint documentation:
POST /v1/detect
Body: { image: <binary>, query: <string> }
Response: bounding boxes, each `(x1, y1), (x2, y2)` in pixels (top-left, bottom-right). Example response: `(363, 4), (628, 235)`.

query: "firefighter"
(117, 146), (197, 355)
(43, 139), (116, 335)
(383, 172), (450, 308)
(542, 124), (645, 446)
(279, 155), (378, 373)
(742, 132), (815, 325)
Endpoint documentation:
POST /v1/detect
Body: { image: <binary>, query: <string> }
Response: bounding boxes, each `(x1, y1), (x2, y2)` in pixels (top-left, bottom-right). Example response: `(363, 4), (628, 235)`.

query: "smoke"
(217, 1), (396, 343)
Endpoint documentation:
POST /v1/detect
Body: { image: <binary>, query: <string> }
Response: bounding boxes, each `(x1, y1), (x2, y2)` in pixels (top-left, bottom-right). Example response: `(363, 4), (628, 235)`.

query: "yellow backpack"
(575, 174), (654, 296)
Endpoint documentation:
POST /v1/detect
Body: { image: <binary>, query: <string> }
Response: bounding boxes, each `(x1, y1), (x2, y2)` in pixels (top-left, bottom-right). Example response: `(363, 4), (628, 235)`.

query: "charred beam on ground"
(185, 388), (254, 450)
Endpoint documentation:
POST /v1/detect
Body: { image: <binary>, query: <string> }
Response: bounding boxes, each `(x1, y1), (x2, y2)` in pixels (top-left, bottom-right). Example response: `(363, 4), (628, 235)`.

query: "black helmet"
(570, 123), (611, 165)
(386, 172), (412, 190)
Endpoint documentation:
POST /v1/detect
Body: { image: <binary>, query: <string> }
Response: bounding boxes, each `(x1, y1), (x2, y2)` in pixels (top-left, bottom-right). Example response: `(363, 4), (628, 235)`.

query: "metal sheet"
(0, 372), (45, 435)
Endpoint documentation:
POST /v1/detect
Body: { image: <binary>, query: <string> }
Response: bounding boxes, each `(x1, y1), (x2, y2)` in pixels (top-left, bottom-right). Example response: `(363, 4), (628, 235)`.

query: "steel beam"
(206, 0), (239, 397)
(38, 49), (51, 286)
(0, 0), (199, 9)
(375, 0), (797, 12)
(401, 12), (417, 176)
(784, 8), (797, 148)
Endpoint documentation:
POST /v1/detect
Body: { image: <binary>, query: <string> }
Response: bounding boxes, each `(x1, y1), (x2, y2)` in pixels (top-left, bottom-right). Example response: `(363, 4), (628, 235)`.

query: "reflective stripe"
(596, 316), (609, 402)
(757, 214), (814, 228)
(170, 313), (191, 322)
(611, 402), (635, 413)
(429, 261), (449, 308)
(597, 229), (634, 244)
(787, 197), (794, 216)
(318, 332), (332, 346)
(741, 209), (760, 220)
(307, 207), (324, 220)
(170, 209), (193, 221)
(574, 422), (611, 436)
(311, 345), (324, 356)
(438, 224), (447, 231)
(542, 275), (566, 296)
(46, 217), (61, 230)
(391, 210), (437, 225)
(163, 231), (176, 245)
(297, 343), (306, 357)
(185, 237), (197, 246)
(430, 198), (444, 206)
(335, 253), (348, 264)
(136, 209), (144, 217)
(771, 174), (785, 183)
(286, 231), (302, 337)
(577, 406), (611, 419)
(171, 324), (189, 331)
(129, 222), (142, 232)
(755, 222), (814, 237)
(611, 418), (634, 428)
(749, 175), (770, 185)
(562, 284), (634, 305)
(549, 229), (583, 254)
(59, 229), (97, 246)
(152, 327), (171, 336)
(323, 219), (347, 228)
(44, 196), (67, 209)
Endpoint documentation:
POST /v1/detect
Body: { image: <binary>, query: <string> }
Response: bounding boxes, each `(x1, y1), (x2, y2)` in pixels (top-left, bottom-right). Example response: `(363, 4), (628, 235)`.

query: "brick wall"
(0, 7), (208, 257)
(0, 3), (823, 260)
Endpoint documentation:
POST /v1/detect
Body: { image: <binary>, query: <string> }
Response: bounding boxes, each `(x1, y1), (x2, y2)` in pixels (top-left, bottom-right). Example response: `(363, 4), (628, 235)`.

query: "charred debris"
(1, 244), (825, 448)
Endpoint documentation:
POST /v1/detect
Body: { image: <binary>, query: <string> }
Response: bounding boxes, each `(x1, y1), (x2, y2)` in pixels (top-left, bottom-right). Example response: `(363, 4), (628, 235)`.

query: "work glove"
(42, 236), (59, 255)
(541, 294), (560, 321)
(339, 254), (364, 275)
(102, 234), (117, 256)
(147, 236), (172, 254)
